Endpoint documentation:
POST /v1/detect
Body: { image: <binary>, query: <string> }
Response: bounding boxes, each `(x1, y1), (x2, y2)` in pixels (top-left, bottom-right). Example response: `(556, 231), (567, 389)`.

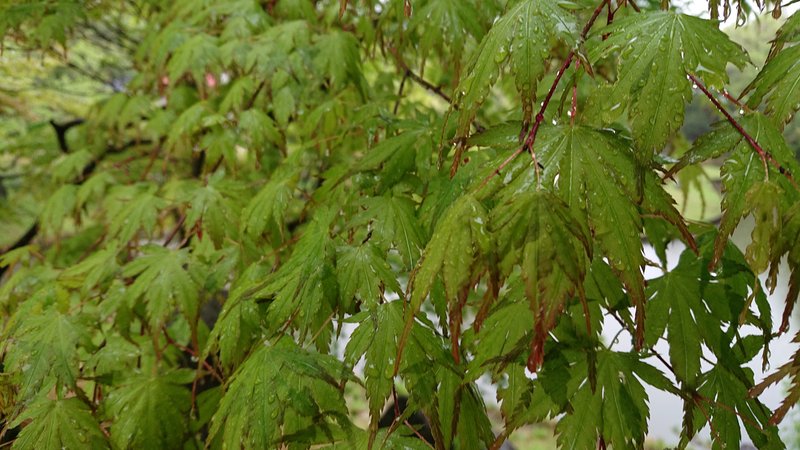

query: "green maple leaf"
(469, 280), (531, 371)
(410, 194), (490, 310)
(590, 11), (748, 155)
(238, 108), (282, 147)
(39, 184), (77, 235)
(646, 251), (704, 386)
(496, 363), (532, 428)
(11, 398), (108, 450)
(6, 308), (92, 400)
(343, 302), (404, 435)
(122, 246), (200, 327)
(491, 190), (591, 369)
(59, 244), (120, 292)
(556, 351), (650, 449)
(454, 0), (576, 136)
(408, 0), (485, 60)
(210, 338), (350, 449)
(744, 181), (782, 274)
(336, 242), (402, 310)
(671, 114), (800, 269)
(744, 45), (800, 127)
(700, 366), (783, 450)
(166, 33), (219, 82)
(597, 352), (649, 449)
(743, 12), (800, 127)
(352, 195), (426, 269)
(355, 126), (432, 192)
(241, 175), (295, 241)
(258, 215), (338, 344)
(536, 126), (646, 343)
(771, 203), (800, 333)
(87, 335), (140, 376)
(313, 30), (367, 98)
(105, 185), (166, 243)
(204, 262), (270, 370)
(321, 428), (431, 449)
(181, 174), (245, 246)
(105, 370), (193, 450)
(556, 382), (601, 450)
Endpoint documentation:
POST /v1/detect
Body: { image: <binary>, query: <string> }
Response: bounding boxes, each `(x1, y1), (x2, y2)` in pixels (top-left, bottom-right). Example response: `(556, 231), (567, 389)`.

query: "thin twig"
(245, 81), (266, 110)
(477, 0), (610, 190)
(477, 52), (574, 190)
(163, 214), (186, 247)
(388, 47), (485, 132)
(393, 74), (408, 115)
(162, 327), (224, 383)
(684, 73), (798, 191)
(721, 88), (748, 111)
(390, 47), (452, 103)
(570, 61), (578, 125)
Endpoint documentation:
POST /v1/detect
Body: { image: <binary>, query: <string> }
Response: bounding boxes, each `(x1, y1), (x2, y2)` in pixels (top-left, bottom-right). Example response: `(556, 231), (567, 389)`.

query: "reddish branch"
(478, 0), (610, 189)
(684, 73), (798, 191)
(721, 88), (747, 111)
(389, 48), (448, 103)
(162, 327), (224, 384)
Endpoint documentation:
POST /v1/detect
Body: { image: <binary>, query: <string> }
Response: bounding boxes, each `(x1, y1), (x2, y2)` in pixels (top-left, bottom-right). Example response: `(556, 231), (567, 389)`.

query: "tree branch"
(388, 47), (486, 130)
(0, 137), (152, 279)
(683, 73), (798, 191)
(477, 0), (610, 190)
(49, 119), (85, 153)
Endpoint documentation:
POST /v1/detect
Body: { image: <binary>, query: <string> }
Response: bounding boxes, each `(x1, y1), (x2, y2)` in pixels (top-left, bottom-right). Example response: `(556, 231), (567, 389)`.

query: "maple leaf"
(241, 175), (295, 241)
(257, 215), (338, 346)
(454, 0), (576, 136)
(11, 398), (108, 450)
(350, 195), (426, 270)
(204, 262), (271, 370)
(674, 114), (800, 266)
(122, 246), (201, 327)
(491, 190), (591, 370)
(410, 194), (490, 309)
(743, 12), (800, 127)
(536, 125), (646, 346)
(699, 366), (783, 450)
(336, 242), (402, 310)
(589, 11), (748, 155)
(343, 302), (405, 439)
(5, 307), (93, 400)
(556, 351), (650, 450)
(645, 253), (704, 386)
(210, 338), (350, 448)
(104, 185), (166, 243)
(105, 370), (193, 450)
(408, 0), (485, 61)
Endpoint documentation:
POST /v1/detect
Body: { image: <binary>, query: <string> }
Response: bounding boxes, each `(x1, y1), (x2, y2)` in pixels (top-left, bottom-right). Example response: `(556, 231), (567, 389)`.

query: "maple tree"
(1, 0), (800, 449)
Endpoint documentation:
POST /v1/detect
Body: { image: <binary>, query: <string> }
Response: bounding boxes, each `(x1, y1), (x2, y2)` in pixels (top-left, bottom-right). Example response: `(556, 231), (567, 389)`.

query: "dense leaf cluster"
(1, 0), (799, 449)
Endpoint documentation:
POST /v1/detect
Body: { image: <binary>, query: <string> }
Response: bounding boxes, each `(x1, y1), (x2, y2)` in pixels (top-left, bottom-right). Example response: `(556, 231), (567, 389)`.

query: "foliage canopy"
(1, 0), (800, 449)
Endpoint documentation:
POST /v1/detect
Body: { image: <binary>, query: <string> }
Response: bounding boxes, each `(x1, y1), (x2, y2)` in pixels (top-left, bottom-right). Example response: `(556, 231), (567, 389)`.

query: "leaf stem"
(685, 73), (799, 191)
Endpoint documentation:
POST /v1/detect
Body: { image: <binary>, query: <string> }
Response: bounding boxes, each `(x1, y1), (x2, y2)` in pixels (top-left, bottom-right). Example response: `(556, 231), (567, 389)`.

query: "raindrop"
(551, 119), (558, 125)
(692, 83), (698, 90)
(738, 109), (745, 116)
